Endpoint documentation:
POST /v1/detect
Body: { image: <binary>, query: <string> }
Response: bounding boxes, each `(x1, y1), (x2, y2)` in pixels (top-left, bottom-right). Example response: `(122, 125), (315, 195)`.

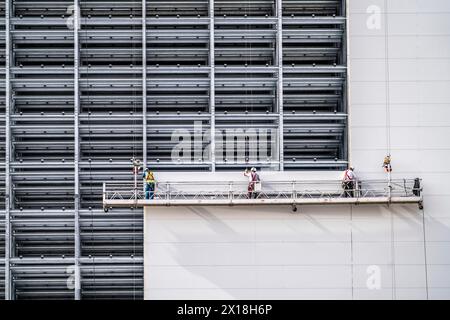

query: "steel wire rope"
(421, 203), (430, 299)
(350, 205), (354, 299)
(249, 0), (254, 164)
(80, 4), (96, 299)
(383, 0), (396, 300)
(244, 0), (252, 165)
(413, 7), (430, 300)
(130, 4), (138, 300)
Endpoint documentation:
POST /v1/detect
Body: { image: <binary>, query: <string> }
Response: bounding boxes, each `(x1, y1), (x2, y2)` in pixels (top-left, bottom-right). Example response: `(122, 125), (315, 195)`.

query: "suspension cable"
(384, 0), (396, 300)
(384, 0), (392, 159)
(81, 3), (96, 299)
(131, 4), (138, 300)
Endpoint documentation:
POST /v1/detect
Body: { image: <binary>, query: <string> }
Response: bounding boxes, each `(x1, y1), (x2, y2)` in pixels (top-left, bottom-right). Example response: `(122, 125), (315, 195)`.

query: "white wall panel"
(395, 265), (428, 288)
(417, 36), (450, 58)
(395, 288), (428, 300)
(349, 81), (388, 105)
(254, 288), (352, 300)
(427, 265), (450, 287)
(352, 242), (392, 265)
(253, 243), (351, 266)
(353, 289), (395, 300)
(394, 242), (426, 264)
(350, 60), (386, 81)
(429, 288), (450, 300)
(349, 37), (385, 59)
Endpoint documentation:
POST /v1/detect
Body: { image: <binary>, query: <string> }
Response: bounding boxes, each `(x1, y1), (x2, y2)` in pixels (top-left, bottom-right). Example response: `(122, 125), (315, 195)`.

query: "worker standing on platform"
(342, 166), (356, 198)
(143, 168), (156, 200)
(244, 167), (260, 199)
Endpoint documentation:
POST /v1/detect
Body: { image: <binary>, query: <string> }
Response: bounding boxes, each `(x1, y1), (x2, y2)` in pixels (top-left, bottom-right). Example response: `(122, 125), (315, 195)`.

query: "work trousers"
(145, 183), (155, 200)
(343, 181), (354, 198)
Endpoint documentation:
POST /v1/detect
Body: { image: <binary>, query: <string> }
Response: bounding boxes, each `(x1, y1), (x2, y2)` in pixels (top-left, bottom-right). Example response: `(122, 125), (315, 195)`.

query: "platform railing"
(103, 178), (423, 209)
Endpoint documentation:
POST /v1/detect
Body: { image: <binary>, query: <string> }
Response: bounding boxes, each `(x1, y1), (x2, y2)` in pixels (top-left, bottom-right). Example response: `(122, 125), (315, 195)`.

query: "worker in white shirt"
(342, 166), (356, 198)
(244, 167), (260, 199)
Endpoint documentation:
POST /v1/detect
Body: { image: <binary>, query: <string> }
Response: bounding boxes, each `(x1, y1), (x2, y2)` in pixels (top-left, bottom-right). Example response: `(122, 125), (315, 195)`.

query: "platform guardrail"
(102, 178), (424, 211)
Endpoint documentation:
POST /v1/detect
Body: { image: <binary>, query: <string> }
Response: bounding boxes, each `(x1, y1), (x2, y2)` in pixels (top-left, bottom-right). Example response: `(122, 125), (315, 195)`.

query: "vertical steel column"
(209, 0), (216, 171)
(276, 0), (284, 171)
(73, 0), (82, 300)
(142, 0), (148, 168)
(4, 0), (13, 300)
(342, 0), (349, 165)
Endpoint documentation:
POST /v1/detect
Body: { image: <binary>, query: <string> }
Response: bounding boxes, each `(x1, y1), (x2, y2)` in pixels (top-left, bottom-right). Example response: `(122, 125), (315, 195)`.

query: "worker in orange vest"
(143, 168), (156, 200)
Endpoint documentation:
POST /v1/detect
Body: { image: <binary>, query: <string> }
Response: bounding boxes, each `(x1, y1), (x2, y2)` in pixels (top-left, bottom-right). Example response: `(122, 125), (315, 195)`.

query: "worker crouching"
(342, 166), (357, 198)
(143, 168), (156, 200)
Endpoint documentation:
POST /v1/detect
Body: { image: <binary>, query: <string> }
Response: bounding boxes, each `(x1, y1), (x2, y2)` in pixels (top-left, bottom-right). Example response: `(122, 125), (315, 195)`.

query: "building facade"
(1, 0), (450, 300)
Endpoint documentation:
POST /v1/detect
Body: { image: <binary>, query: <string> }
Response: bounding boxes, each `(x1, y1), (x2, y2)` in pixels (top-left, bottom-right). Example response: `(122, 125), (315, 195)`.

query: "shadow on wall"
(144, 200), (441, 300)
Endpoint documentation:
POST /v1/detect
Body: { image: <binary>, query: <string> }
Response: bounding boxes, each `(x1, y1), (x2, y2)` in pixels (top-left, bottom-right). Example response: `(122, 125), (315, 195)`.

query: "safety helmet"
(251, 167), (257, 172)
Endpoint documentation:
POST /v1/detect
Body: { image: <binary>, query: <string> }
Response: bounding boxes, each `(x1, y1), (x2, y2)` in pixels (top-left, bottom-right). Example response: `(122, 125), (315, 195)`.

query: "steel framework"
(0, 0), (348, 299)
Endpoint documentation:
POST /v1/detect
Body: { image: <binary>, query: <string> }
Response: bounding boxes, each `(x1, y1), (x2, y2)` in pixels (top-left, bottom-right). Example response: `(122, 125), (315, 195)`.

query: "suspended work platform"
(103, 179), (423, 210)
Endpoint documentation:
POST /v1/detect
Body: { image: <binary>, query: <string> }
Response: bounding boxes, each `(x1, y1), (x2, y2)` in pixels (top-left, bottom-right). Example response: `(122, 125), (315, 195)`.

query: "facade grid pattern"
(0, 0), (347, 299)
